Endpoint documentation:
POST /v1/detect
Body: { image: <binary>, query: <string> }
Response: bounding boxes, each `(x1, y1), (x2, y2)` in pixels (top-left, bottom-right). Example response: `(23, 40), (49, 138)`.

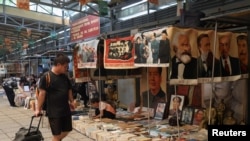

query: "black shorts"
(48, 115), (72, 135)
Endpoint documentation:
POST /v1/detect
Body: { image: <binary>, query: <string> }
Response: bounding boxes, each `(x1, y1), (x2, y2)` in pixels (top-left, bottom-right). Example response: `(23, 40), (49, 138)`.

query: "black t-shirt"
(39, 71), (72, 118)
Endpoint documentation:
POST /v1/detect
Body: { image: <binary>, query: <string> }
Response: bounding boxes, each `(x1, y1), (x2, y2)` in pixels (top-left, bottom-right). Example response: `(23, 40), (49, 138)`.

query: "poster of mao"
(104, 36), (135, 69)
(133, 27), (170, 67)
(168, 26), (198, 85)
(77, 39), (99, 69)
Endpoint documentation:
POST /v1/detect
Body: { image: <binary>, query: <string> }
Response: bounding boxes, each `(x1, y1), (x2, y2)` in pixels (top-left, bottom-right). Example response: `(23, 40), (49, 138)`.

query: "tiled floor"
(0, 89), (93, 141)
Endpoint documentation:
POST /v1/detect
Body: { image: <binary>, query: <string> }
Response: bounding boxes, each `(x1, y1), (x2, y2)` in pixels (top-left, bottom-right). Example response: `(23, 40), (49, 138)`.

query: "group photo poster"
(77, 39), (100, 69)
(133, 26), (170, 67)
(73, 48), (91, 83)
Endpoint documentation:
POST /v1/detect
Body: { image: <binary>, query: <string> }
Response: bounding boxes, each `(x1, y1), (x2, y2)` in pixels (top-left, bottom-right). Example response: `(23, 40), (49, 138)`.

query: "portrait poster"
(77, 39), (100, 69)
(192, 108), (206, 126)
(196, 30), (222, 83)
(168, 95), (184, 118)
(135, 67), (167, 115)
(133, 26), (170, 67)
(216, 32), (241, 81)
(168, 26), (198, 85)
(87, 80), (99, 98)
(180, 106), (194, 125)
(235, 33), (248, 78)
(139, 67), (167, 100)
(104, 36), (135, 69)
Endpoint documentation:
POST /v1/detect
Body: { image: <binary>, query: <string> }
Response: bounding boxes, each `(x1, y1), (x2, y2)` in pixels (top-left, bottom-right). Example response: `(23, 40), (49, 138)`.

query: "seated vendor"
(17, 76), (35, 108)
(90, 97), (116, 119)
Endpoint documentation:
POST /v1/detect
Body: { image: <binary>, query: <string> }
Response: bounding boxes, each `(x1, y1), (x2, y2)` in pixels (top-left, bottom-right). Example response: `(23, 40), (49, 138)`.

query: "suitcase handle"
(28, 114), (43, 134)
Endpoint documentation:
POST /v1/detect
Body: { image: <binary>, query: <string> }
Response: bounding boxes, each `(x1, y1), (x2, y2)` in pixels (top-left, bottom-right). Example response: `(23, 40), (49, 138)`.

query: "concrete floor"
(0, 89), (93, 141)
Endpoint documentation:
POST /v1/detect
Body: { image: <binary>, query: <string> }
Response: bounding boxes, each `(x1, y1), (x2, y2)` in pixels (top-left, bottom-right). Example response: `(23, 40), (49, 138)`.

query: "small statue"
(200, 107), (217, 129)
(223, 110), (237, 125)
(216, 99), (226, 125)
(206, 107), (217, 125)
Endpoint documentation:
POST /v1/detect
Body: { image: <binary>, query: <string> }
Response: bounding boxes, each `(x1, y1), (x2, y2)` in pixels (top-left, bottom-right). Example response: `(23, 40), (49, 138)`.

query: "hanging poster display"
(168, 26), (247, 85)
(133, 27), (170, 67)
(104, 36), (135, 69)
(77, 39), (99, 69)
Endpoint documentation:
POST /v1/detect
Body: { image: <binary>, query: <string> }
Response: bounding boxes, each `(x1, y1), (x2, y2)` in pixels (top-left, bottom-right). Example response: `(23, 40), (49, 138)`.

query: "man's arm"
(68, 89), (75, 110)
(35, 88), (46, 116)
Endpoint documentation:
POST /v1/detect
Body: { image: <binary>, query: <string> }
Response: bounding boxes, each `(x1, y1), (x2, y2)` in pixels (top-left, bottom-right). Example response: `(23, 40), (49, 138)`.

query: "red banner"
(70, 15), (100, 42)
(104, 36), (136, 69)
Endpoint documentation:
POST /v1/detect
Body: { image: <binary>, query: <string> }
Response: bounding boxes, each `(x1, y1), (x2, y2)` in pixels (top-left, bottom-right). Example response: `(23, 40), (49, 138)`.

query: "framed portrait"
(180, 106), (194, 125)
(192, 108), (206, 126)
(154, 103), (167, 120)
(168, 95), (185, 118)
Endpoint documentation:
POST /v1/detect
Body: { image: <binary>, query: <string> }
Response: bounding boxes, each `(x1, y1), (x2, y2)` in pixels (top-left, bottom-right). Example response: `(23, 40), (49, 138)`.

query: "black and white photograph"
(168, 95), (185, 118)
(181, 106), (194, 125)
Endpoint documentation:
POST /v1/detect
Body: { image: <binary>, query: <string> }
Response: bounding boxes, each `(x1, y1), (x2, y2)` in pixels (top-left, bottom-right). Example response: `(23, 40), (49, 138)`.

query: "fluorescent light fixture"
(122, 0), (147, 10)
(159, 2), (177, 10)
(119, 9), (156, 21)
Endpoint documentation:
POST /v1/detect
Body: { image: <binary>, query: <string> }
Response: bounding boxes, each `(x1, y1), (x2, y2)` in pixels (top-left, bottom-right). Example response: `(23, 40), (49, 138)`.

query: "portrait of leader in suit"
(237, 34), (248, 74)
(218, 33), (241, 77)
(197, 33), (221, 78)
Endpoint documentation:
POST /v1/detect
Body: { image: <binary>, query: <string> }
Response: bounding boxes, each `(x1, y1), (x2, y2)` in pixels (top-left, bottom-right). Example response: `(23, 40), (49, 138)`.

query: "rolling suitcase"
(13, 115), (44, 141)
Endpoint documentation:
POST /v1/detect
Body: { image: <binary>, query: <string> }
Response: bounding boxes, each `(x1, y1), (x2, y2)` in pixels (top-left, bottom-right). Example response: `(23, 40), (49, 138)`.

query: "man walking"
(35, 53), (75, 141)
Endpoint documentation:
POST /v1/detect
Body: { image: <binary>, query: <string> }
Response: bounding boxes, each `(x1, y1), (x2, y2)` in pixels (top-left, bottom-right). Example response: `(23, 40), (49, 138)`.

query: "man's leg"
(60, 131), (70, 139)
(51, 132), (69, 141)
(49, 116), (72, 141)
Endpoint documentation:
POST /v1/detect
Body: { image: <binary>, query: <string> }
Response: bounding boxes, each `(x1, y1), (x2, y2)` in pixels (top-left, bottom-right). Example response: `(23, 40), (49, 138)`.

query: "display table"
(72, 115), (208, 141)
